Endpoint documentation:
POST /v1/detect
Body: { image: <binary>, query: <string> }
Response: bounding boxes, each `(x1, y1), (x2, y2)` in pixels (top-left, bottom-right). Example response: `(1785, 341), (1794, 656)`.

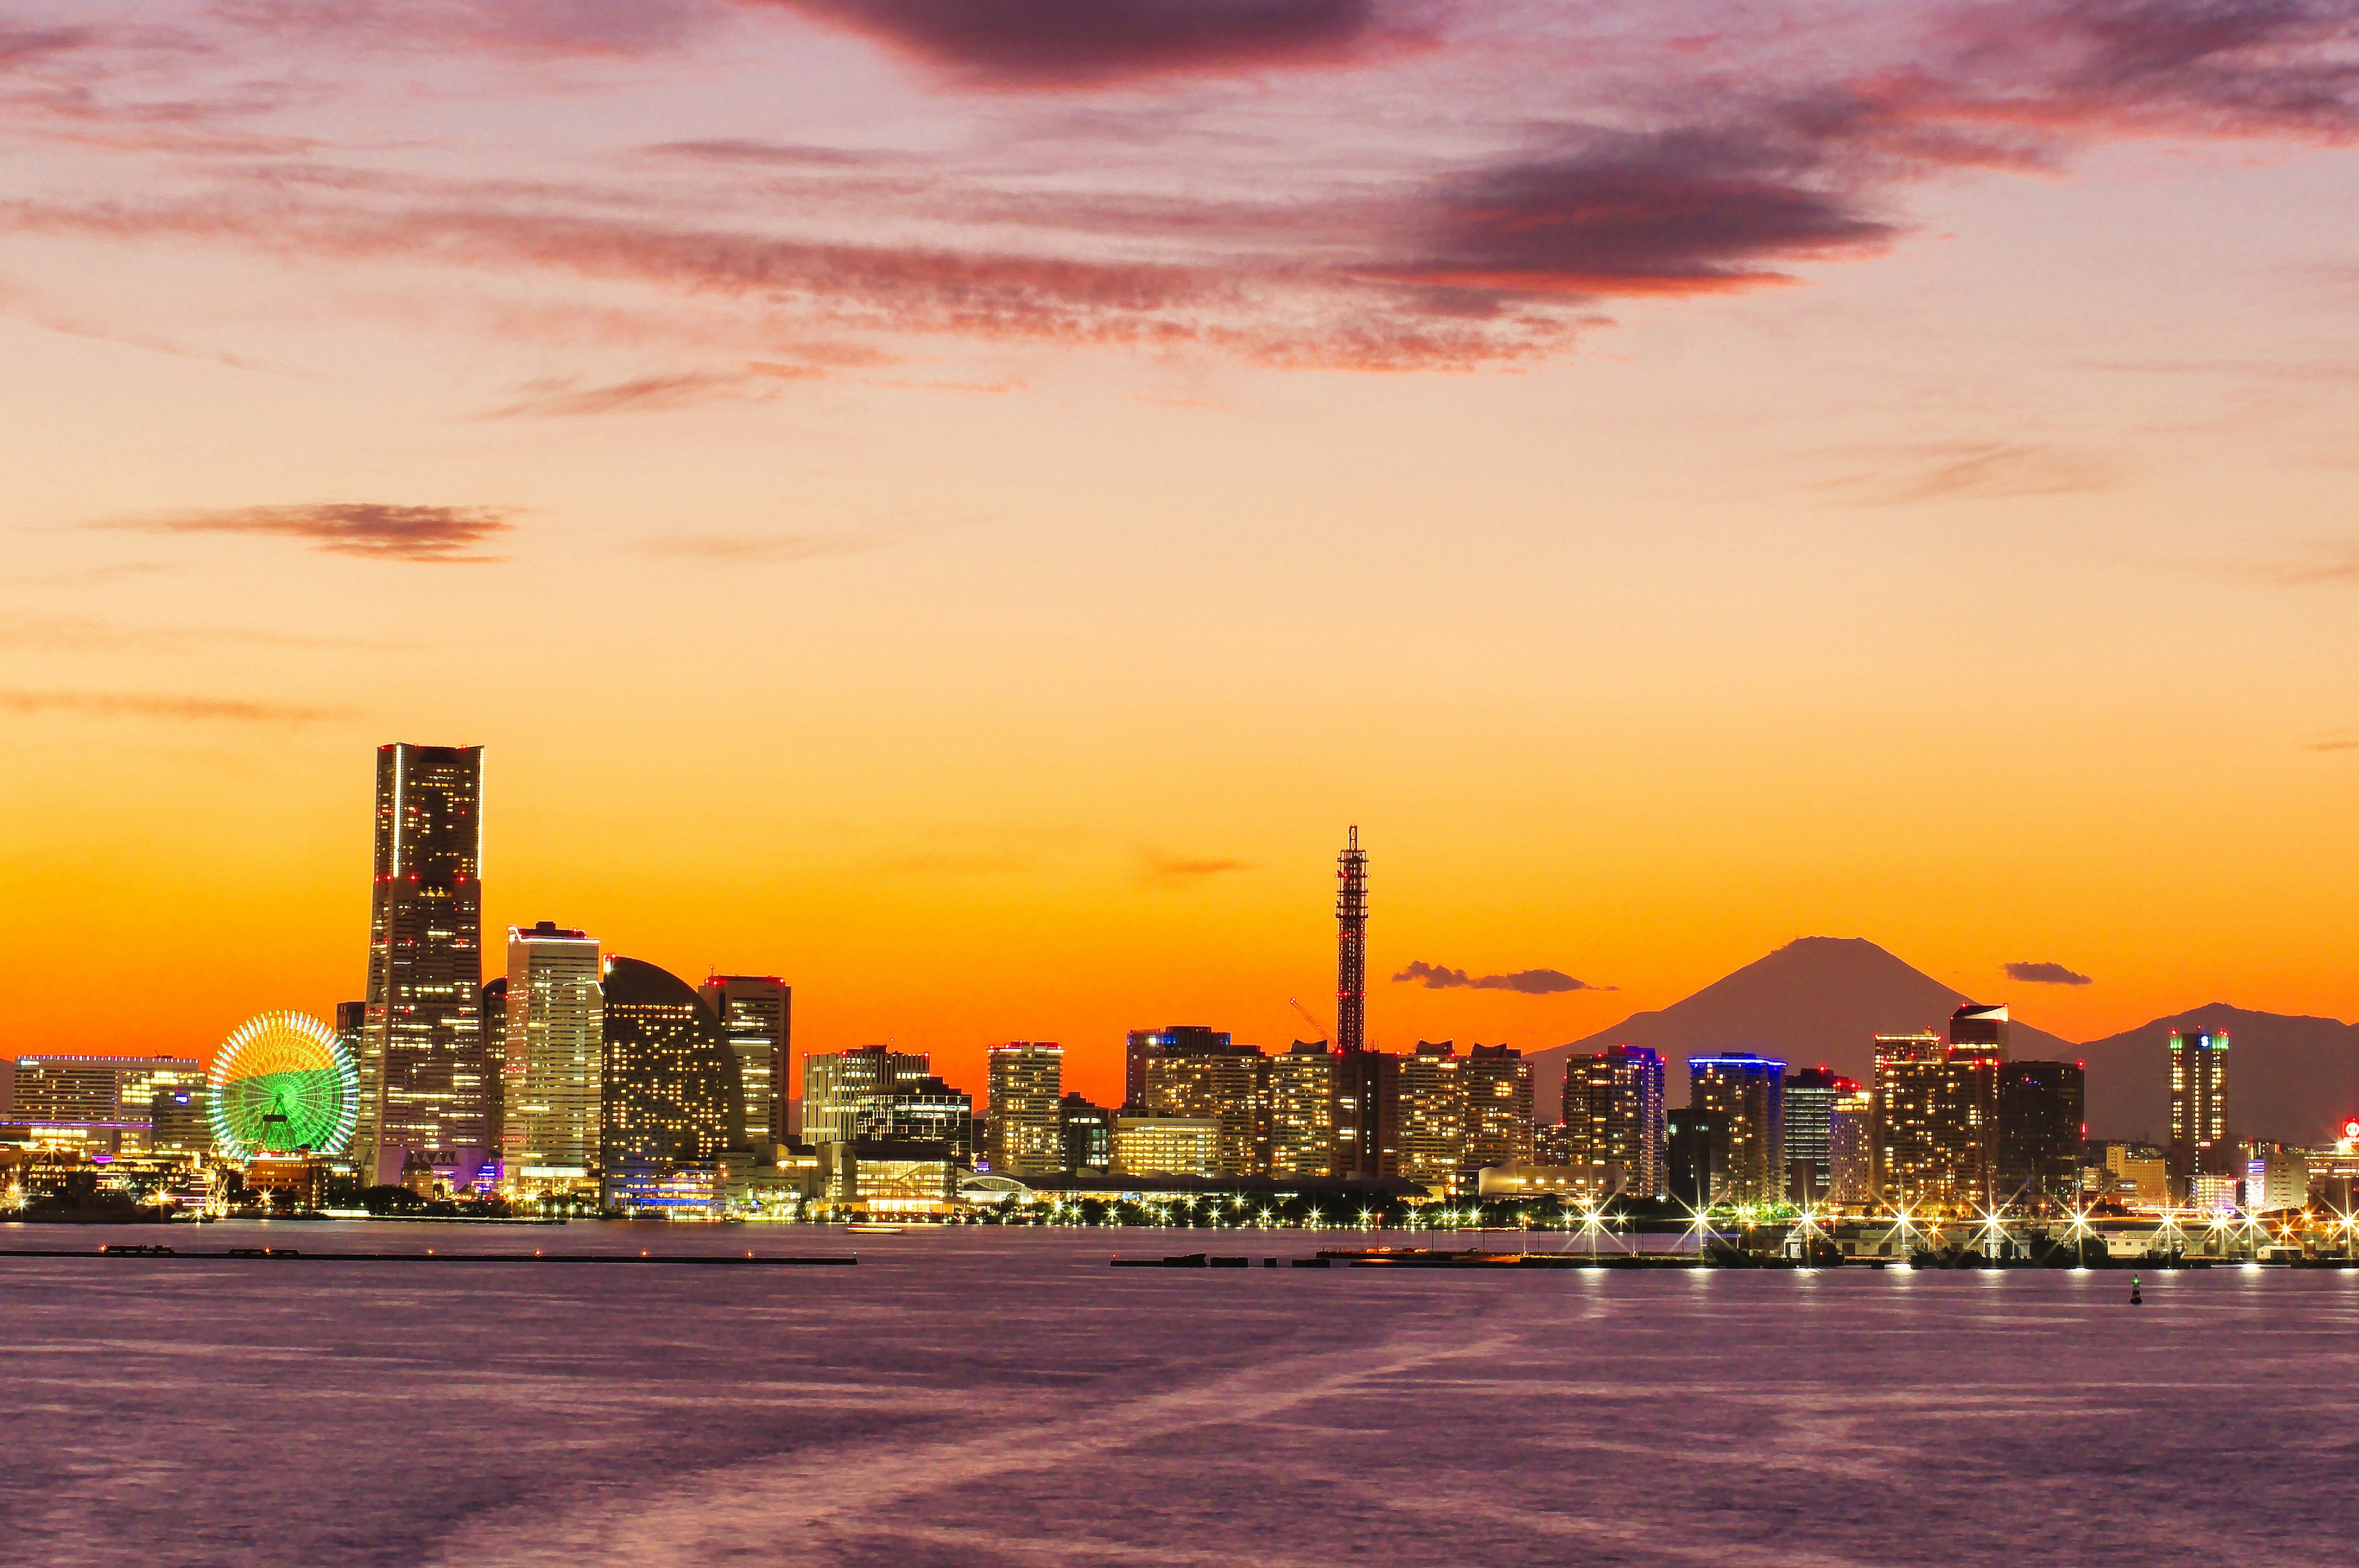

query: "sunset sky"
(6, 0), (2359, 1106)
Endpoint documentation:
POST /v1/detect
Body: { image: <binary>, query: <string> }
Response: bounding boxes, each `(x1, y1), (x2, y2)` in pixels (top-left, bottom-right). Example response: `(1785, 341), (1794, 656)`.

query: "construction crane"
(1286, 997), (1331, 1043)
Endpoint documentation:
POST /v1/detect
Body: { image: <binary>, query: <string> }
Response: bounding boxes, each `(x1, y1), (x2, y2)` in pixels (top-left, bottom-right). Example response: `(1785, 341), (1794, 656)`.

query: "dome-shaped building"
(599, 956), (745, 1205)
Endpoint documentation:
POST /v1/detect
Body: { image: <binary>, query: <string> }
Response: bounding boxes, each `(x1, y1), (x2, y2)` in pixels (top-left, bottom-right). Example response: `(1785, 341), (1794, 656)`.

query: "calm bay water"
(3, 1220), (2352, 1567)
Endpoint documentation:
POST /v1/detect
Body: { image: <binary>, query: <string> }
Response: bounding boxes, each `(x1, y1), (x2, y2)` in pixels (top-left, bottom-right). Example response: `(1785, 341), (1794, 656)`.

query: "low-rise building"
(1114, 1117), (1222, 1179)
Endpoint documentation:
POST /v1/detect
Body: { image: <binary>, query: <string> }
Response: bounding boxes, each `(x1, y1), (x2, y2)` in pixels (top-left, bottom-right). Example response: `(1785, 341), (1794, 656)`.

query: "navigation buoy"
(2130, 1273), (2143, 1306)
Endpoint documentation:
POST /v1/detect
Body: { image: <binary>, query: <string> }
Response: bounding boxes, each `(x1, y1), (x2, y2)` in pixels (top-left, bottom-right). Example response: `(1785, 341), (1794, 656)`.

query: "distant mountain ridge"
(1522, 937), (2358, 1144)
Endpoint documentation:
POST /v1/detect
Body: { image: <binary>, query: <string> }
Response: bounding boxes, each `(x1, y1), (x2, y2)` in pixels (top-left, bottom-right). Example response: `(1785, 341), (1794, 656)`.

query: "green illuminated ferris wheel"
(208, 1010), (359, 1163)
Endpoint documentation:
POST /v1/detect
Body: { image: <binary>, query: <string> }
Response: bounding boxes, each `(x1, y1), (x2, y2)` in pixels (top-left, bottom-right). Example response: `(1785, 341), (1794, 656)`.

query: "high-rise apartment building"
(2169, 1029), (2229, 1177)
(502, 922), (603, 1189)
(1995, 1059), (2084, 1209)
(1267, 1044), (1337, 1178)
(1143, 1047), (1268, 1177)
(1461, 1045), (1535, 1171)
(1688, 1055), (1785, 1204)
(1124, 1026), (1234, 1110)
(987, 1043), (1063, 1174)
(481, 978), (507, 1166)
(1562, 1045), (1665, 1198)
(698, 976), (791, 1144)
(1397, 1043), (1466, 1184)
(1059, 1093), (1115, 1174)
(1827, 1083), (1873, 1205)
(357, 743), (488, 1187)
(598, 956), (743, 1206)
(1783, 1066), (1858, 1203)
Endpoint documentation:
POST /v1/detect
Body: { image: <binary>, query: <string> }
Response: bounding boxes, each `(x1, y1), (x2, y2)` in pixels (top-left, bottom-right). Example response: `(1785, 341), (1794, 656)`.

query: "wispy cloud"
(96, 502), (522, 563)
(2307, 733), (2359, 752)
(1393, 959), (1610, 994)
(1136, 850), (1255, 886)
(2005, 960), (2094, 986)
(1819, 441), (2120, 505)
(0, 690), (350, 724)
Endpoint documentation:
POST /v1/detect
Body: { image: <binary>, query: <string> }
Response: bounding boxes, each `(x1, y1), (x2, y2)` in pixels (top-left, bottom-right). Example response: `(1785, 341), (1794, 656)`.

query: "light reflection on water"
(3, 1222), (2352, 1567)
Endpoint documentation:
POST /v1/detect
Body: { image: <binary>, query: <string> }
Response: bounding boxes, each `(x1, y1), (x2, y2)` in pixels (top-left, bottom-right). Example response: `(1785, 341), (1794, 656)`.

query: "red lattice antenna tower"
(1335, 825), (1367, 1053)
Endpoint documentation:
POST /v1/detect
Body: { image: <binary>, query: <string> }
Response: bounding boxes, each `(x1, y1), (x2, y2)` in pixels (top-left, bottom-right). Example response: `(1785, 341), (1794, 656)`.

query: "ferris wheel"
(207, 1010), (359, 1163)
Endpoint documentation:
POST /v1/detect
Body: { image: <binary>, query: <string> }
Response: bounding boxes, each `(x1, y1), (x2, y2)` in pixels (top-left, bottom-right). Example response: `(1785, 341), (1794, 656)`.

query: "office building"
(1688, 1055), (1785, 1205)
(1828, 1082), (1873, 1205)
(1562, 1045), (1665, 1199)
(1872, 1029), (1997, 1211)
(2, 1056), (203, 1154)
(2245, 1145), (2308, 1212)
(2169, 1029), (2229, 1177)
(1334, 1045), (1399, 1179)
(480, 978), (507, 1169)
(357, 743), (489, 1187)
(1059, 1093), (1115, 1175)
(987, 1043), (1064, 1174)
(869, 1074), (976, 1163)
(1949, 1004), (2011, 1058)
(149, 1085), (211, 1155)
(801, 1047), (928, 1144)
(598, 956), (744, 1206)
(501, 922), (603, 1190)
(698, 976), (791, 1144)
(2097, 1142), (2169, 1209)
(1667, 1107), (1729, 1209)
(1267, 1044), (1337, 1178)
(1396, 1043), (1466, 1185)
(1114, 1116), (1223, 1178)
(1995, 1059), (2084, 1209)
(1461, 1045), (1535, 1171)
(1143, 1047), (1267, 1177)
(1124, 1026), (1235, 1110)
(1782, 1066), (1856, 1203)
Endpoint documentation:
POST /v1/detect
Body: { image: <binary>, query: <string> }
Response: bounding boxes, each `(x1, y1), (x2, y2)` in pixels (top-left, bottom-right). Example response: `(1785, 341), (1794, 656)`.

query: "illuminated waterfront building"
(598, 956), (744, 1207)
(1782, 1066), (1855, 1203)
(1667, 1107), (1728, 1208)
(1995, 1059), (2085, 1209)
(2169, 1029), (2229, 1177)
(1688, 1055), (1785, 1204)
(1266, 1044), (1337, 1178)
(1, 1056), (204, 1154)
(1827, 1083), (1873, 1205)
(1143, 1047), (1267, 1177)
(869, 1074), (976, 1163)
(2244, 1145), (2307, 1212)
(502, 922), (603, 1189)
(1461, 1045), (1535, 1171)
(2096, 1142), (2170, 1209)
(1059, 1093), (1115, 1174)
(480, 978), (506, 1168)
(149, 1085), (211, 1155)
(1124, 1026), (1233, 1110)
(2188, 1171), (2239, 1214)
(356, 743), (488, 1187)
(1562, 1045), (1665, 1199)
(698, 976), (791, 1144)
(1396, 1043), (1466, 1185)
(987, 1043), (1064, 1174)
(800, 1047), (928, 1144)
(1872, 1026), (1997, 1211)
(1114, 1116), (1223, 1178)
(823, 1140), (958, 1215)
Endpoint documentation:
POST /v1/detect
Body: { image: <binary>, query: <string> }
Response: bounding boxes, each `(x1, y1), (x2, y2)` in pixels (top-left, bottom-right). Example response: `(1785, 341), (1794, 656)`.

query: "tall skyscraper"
(1336, 826), (1367, 1053)
(1562, 1045), (1665, 1198)
(1267, 1043), (1337, 1177)
(1783, 1066), (1858, 1203)
(598, 956), (744, 1205)
(987, 1042), (1064, 1174)
(356, 743), (487, 1187)
(2169, 1029), (2229, 1177)
(1461, 1044), (1535, 1171)
(698, 975), (791, 1144)
(1396, 1043), (1466, 1184)
(802, 1047), (926, 1143)
(1059, 1092), (1115, 1174)
(1996, 1059), (2084, 1209)
(1124, 1026), (1232, 1110)
(1828, 1083), (1873, 1205)
(1949, 1004), (2012, 1058)
(502, 922), (603, 1190)
(1688, 1055), (1785, 1204)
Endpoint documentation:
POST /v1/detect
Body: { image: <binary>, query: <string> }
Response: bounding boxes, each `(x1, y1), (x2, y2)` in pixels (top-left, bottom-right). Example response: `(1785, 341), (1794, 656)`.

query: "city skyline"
(8, 6), (2359, 1100)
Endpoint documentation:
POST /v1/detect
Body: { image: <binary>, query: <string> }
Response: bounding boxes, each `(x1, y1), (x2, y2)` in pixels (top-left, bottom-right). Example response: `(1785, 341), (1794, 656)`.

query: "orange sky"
(6, 1), (2359, 1106)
